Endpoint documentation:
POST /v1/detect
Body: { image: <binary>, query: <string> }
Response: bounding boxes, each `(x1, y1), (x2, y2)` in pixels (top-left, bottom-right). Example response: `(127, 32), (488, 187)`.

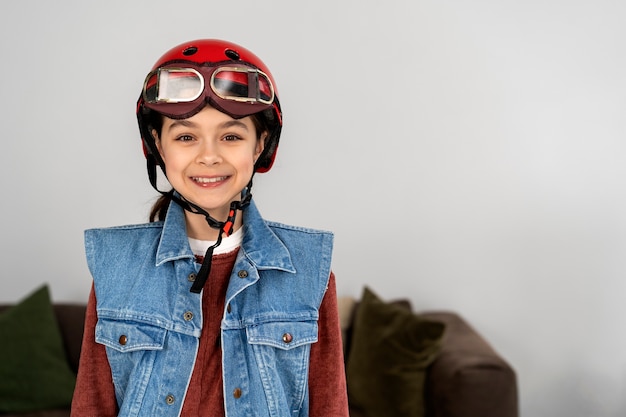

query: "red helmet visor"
(142, 63), (275, 118)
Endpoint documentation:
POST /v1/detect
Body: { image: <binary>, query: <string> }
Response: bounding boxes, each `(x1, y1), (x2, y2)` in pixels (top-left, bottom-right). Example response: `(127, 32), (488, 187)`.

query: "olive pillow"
(346, 286), (446, 417)
(0, 284), (77, 412)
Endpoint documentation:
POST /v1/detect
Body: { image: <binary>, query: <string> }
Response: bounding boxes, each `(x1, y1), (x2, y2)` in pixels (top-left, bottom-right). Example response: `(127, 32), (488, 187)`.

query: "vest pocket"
(244, 321), (317, 413)
(96, 318), (167, 352)
(95, 318), (169, 409)
(246, 320), (318, 350)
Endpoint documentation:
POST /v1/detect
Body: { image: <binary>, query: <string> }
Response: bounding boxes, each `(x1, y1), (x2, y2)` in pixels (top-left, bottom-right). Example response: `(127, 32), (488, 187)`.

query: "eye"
(223, 134), (242, 142)
(175, 135), (194, 142)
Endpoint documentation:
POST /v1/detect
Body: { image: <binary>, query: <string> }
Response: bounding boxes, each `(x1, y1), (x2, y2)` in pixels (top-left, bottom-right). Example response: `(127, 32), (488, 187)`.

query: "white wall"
(1, 1), (625, 415)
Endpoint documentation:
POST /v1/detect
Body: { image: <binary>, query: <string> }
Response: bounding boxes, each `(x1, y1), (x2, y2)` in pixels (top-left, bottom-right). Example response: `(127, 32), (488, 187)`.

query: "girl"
(71, 39), (349, 417)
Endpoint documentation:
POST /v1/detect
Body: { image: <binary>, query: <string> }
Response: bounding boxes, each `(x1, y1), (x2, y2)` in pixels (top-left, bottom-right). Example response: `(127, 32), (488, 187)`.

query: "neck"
(184, 209), (243, 240)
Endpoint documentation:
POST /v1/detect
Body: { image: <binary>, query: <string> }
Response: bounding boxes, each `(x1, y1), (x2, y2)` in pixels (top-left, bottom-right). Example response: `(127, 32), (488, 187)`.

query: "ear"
(151, 129), (164, 158)
(255, 132), (267, 161)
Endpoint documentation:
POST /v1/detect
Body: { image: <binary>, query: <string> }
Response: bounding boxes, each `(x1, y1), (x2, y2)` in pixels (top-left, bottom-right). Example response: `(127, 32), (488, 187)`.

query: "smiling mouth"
(192, 176), (229, 184)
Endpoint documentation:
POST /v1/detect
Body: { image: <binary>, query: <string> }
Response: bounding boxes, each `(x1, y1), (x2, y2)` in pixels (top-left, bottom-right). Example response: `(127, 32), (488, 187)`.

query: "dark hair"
(148, 110), (270, 222)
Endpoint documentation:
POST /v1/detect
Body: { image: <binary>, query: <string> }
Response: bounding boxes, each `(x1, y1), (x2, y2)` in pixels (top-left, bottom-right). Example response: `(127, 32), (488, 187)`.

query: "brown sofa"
(0, 301), (517, 417)
(337, 296), (518, 417)
(420, 312), (518, 417)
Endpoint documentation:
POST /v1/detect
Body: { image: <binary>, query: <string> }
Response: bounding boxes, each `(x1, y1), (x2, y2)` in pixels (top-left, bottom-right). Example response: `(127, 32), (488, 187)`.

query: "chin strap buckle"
(222, 208), (236, 237)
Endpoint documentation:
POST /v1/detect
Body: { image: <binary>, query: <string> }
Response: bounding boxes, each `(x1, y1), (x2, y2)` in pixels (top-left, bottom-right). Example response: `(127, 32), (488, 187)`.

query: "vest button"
(187, 273), (196, 282)
(165, 394), (175, 405)
(119, 335), (128, 345)
(233, 387), (242, 399)
(237, 270), (248, 278)
(183, 311), (194, 321)
(282, 333), (293, 344)
(227, 303), (232, 313)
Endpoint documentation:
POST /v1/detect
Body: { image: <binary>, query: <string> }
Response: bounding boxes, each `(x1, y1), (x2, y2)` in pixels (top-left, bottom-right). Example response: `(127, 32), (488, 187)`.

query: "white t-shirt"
(188, 227), (243, 257)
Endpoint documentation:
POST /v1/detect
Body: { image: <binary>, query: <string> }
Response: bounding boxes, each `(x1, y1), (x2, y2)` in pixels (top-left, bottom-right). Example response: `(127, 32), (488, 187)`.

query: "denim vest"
(85, 200), (333, 417)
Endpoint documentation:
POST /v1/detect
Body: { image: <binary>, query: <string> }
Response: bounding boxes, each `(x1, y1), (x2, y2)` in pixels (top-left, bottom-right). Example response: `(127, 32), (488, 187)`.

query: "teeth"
(193, 176), (227, 183)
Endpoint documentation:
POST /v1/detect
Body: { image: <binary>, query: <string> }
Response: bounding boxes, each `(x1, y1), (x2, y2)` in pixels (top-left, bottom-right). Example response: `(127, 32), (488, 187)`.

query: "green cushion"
(346, 286), (446, 417)
(0, 285), (77, 412)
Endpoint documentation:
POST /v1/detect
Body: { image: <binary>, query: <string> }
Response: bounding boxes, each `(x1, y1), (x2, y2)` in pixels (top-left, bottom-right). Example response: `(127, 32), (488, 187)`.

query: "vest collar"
(155, 198), (295, 273)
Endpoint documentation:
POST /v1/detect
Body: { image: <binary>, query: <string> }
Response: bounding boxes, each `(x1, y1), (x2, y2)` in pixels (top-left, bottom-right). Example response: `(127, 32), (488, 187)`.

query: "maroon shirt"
(71, 249), (349, 416)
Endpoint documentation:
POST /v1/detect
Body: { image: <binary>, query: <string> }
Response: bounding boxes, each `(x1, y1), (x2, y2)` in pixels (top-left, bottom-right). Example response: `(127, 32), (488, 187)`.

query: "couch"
(0, 292), (517, 417)
(338, 291), (518, 417)
(0, 301), (84, 417)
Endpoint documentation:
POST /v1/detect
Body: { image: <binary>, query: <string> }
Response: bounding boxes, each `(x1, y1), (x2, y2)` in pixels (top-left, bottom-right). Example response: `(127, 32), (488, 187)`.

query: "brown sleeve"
(70, 285), (118, 417)
(308, 272), (350, 416)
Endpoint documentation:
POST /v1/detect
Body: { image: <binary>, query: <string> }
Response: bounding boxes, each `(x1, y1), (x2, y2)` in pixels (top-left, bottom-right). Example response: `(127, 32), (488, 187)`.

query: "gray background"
(1, 1), (625, 416)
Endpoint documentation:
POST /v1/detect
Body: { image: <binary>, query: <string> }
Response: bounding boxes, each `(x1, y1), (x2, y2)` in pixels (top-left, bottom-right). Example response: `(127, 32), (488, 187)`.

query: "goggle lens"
(144, 68), (204, 103)
(143, 65), (274, 107)
(211, 67), (274, 104)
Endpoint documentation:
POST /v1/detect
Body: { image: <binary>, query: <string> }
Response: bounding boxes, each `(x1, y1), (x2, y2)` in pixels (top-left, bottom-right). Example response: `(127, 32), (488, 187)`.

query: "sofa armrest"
(53, 304), (87, 374)
(420, 311), (518, 417)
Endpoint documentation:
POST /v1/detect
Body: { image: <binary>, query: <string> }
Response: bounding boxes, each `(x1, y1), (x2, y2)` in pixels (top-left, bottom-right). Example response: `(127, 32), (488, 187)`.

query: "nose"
(196, 139), (222, 166)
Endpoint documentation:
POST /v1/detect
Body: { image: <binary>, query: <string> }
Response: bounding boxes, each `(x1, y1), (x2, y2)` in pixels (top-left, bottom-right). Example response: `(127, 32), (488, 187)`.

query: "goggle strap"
(249, 72), (259, 100)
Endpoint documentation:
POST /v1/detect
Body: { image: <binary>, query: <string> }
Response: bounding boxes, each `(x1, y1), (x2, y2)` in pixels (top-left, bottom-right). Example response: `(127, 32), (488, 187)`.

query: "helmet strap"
(147, 155), (253, 293)
(189, 227), (224, 293)
(188, 196), (248, 293)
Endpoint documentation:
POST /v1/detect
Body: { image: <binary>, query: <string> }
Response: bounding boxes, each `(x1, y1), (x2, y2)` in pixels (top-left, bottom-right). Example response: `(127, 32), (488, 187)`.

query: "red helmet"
(137, 39), (282, 174)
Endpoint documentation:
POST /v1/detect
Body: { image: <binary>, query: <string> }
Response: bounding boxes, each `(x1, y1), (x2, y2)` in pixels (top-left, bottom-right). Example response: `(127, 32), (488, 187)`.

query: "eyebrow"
(165, 119), (250, 131)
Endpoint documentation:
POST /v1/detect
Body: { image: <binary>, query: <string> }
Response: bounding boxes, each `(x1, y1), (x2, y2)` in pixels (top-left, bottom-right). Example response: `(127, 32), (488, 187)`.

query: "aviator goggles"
(142, 63), (275, 119)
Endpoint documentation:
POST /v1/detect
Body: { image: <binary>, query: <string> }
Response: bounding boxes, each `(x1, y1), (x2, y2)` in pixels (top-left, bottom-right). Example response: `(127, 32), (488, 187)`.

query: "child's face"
(155, 105), (265, 220)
